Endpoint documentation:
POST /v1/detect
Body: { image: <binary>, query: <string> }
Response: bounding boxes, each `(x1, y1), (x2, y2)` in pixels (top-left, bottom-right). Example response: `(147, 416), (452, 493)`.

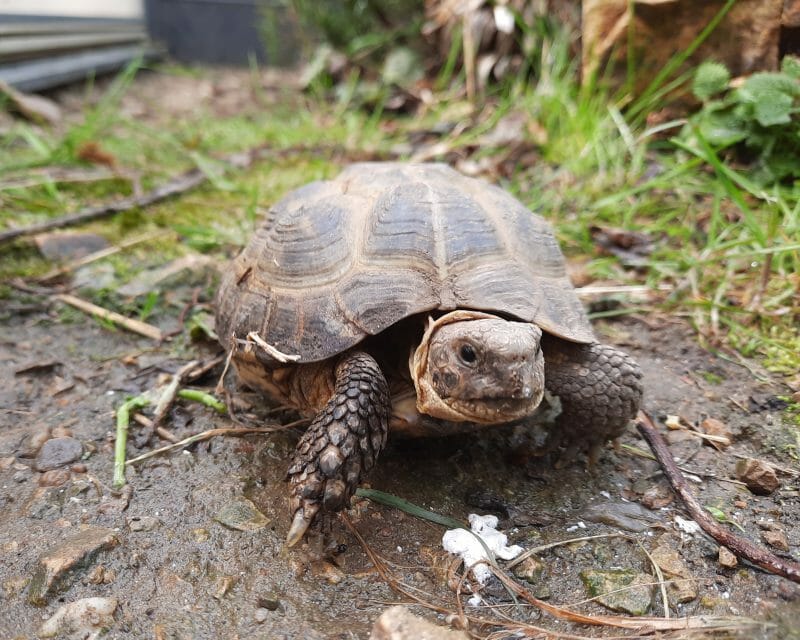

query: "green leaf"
(752, 90), (794, 127)
(692, 61), (730, 101)
(781, 55), (800, 79)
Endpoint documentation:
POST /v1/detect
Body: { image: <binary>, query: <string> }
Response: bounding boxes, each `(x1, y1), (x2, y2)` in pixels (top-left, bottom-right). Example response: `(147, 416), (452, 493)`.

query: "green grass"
(0, 43), (798, 379)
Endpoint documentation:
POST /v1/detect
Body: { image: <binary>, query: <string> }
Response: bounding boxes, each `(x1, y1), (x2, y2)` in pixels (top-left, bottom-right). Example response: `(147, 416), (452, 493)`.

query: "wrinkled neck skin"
(410, 310), (545, 424)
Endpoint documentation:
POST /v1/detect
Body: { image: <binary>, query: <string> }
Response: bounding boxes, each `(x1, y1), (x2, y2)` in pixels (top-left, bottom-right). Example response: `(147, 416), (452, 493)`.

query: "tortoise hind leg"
(286, 351), (390, 547)
(542, 336), (643, 462)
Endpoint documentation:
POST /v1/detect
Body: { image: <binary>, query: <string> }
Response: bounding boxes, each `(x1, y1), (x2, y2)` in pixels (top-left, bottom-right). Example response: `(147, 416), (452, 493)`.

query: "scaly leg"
(285, 351), (390, 547)
(542, 336), (643, 462)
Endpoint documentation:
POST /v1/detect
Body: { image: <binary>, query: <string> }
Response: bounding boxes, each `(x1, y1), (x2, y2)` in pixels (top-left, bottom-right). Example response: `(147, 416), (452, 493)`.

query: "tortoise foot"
(543, 338), (643, 458)
(285, 351), (390, 547)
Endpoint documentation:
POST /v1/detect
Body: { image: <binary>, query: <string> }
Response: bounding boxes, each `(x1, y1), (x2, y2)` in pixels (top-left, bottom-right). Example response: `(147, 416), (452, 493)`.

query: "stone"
(38, 469), (71, 487)
(512, 556), (545, 584)
(580, 569), (654, 615)
(370, 606), (469, 640)
(718, 547), (738, 568)
(735, 458), (780, 495)
(28, 525), (119, 605)
(699, 417), (732, 449)
(583, 500), (662, 532)
(214, 496), (270, 531)
(649, 545), (697, 603)
(38, 597), (117, 637)
(128, 516), (160, 532)
(762, 529), (790, 551)
(35, 437), (83, 472)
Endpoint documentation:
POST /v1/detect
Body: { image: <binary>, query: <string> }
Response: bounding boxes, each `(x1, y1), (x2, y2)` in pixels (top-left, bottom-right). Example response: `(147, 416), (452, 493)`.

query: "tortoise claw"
(286, 507), (316, 547)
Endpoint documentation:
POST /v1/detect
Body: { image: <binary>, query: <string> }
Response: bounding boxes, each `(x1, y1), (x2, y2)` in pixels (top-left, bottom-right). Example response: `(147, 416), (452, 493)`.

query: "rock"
(718, 547), (738, 568)
(735, 458), (780, 495)
(38, 597), (117, 638)
(34, 232), (108, 262)
(254, 607), (270, 623)
(28, 525), (119, 605)
(214, 496), (270, 531)
(580, 569), (654, 615)
(512, 556), (545, 584)
(256, 594), (283, 611)
(39, 469), (71, 487)
(370, 606), (469, 640)
(699, 417), (732, 450)
(309, 560), (345, 585)
(128, 516), (160, 532)
(35, 437), (83, 472)
(649, 545), (697, 603)
(762, 530), (790, 551)
(583, 500), (662, 533)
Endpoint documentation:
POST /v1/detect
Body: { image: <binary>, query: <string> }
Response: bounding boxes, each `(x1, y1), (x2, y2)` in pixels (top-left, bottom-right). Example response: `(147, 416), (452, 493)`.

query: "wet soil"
(1, 69), (799, 639)
(1, 290), (798, 639)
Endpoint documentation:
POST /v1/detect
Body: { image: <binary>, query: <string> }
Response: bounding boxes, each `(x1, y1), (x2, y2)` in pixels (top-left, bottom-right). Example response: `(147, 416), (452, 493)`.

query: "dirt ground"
(1, 70), (799, 640)
(1, 286), (799, 638)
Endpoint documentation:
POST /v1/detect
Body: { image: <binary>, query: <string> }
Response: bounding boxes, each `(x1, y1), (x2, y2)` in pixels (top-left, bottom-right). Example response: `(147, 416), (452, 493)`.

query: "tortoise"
(214, 162), (643, 547)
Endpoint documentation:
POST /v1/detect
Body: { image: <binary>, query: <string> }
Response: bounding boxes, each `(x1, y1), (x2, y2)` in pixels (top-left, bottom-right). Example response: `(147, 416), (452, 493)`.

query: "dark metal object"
(144, 0), (297, 66)
(0, 14), (155, 91)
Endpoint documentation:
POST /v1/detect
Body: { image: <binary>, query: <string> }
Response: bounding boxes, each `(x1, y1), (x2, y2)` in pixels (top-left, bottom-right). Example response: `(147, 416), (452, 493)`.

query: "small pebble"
(718, 547), (738, 568)
(35, 438), (83, 472)
(254, 607), (270, 623)
(128, 516), (160, 532)
(735, 458), (780, 495)
(70, 463), (87, 473)
(761, 530), (789, 551)
(12, 470), (30, 483)
(38, 469), (71, 487)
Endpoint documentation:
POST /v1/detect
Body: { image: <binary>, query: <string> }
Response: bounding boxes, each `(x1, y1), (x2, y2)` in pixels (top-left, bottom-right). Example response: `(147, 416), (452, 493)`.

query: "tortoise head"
(411, 311), (544, 424)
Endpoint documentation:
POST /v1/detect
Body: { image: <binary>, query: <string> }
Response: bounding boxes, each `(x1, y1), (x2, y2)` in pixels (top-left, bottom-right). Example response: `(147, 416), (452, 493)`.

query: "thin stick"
(125, 420), (306, 466)
(132, 413), (178, 443)
(637, 541), (670, 619)
(54, 293), (163, 341)
(37, 230), (169, 283)
(506, 533), (626, 570)
(150, 360), (200, 430)
(636, 410), (800, 584)
(0, 143), (394, 245)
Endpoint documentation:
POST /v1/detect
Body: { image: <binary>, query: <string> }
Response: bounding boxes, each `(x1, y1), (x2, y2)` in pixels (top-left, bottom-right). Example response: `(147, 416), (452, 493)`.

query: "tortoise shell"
(215, 162), (594, 363)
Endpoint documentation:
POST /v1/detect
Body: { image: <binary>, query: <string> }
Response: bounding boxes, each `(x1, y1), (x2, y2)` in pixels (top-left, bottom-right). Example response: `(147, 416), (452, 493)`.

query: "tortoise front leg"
(542, 336), (643, 461)
(285, 351), (390, 547)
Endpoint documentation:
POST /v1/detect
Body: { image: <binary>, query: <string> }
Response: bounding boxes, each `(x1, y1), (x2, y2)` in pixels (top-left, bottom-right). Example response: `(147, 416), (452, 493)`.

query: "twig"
(55, 293), (163, 341)
(37, 230), (170, 283)
(636, 410), (800, 584)
(125, 419), (306, 466)
(0, 143), (394, 245)
(242, 331), (300, 363)
(637, 541), (669, 619)
(506, 533), (626, 570)
(132, 413), (178, 443)
(150, 360), (200, 430)
(114, 395), (149, 489)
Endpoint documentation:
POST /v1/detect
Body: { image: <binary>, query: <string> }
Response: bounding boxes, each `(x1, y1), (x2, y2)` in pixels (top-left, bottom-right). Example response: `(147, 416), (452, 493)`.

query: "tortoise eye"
(459, 344), (477, 364)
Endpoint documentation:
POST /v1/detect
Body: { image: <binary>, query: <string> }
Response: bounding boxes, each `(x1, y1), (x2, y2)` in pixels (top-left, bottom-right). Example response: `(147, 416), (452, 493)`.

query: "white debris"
(493, 5), (516, 33)
(675, 516), (702, 535)
(442, 514), (523, 585)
